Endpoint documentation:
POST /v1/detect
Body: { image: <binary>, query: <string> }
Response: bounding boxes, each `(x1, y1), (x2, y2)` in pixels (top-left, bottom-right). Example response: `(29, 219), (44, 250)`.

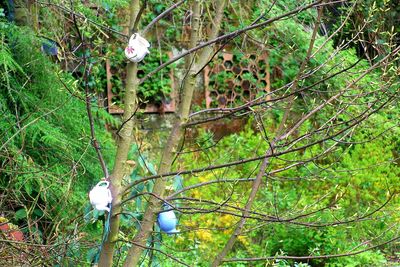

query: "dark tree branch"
(132, 0), (147, 33)
(139, 0), (329, 84)
(69, 1), (109, 178)
(142, 0), (187, 35)
(223, 236), (400, 262)
(36, 0), (128, 39)
(123, 88), (397, 193)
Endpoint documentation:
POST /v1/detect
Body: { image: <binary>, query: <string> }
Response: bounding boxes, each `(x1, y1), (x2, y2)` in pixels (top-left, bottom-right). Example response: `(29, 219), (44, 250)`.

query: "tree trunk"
(98, 1), (141, 266)
(122, 3), (200, 266)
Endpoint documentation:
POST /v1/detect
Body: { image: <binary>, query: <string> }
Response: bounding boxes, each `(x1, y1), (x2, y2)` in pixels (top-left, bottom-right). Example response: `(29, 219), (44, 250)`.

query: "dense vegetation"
(0, 1), (399, 266)
(0, 21), (116, 265)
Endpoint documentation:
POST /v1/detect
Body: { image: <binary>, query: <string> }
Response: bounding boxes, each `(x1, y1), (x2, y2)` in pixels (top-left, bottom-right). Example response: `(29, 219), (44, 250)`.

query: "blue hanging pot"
(157, 205), (179, 234)
(41, 40), (58, 56)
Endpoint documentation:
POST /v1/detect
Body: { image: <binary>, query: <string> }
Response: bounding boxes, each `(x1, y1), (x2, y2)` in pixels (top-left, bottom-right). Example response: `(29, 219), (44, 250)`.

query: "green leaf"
(136, 197), (142, 211)
(24, 182), (33, 195)
(33, 208), (44, 217)
(93, 209), (104, 221)
(130, 169), (139, 180)
(138, 155), (157, 175)
(173, 175), (183, 191)
(15, 208), (27, 220)
(146, 180), (154, 192)
(83, 203), (93, 223)
(86, 247), (99, 263)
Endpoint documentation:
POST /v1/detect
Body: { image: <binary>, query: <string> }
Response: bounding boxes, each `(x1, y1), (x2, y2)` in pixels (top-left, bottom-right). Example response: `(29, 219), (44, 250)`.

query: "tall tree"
(1, 0), (399, 266)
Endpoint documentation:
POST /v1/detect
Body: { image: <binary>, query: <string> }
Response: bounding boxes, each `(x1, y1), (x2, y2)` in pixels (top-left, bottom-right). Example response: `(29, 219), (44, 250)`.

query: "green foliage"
(137, 51), (173, 104)
(0, 22), (115, 264)
(2, 1), (399, 266)
(169, 112), (398, 265)
(42, 0), (174, 108)
(327, 0), (399, 60)
(99, 46), (173, 107)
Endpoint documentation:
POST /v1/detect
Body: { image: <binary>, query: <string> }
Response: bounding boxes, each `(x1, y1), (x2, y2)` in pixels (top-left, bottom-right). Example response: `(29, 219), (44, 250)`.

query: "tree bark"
(123, 1), (226, 265)
(211, 147), (273, 267)
(98, 1), (141, 266)
(122, 1), (201, 265)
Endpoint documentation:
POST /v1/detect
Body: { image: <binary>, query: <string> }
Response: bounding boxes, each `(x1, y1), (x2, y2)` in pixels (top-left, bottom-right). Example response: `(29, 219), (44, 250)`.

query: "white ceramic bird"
(124, 33), (150, 63)
(89, 181), (112, 212)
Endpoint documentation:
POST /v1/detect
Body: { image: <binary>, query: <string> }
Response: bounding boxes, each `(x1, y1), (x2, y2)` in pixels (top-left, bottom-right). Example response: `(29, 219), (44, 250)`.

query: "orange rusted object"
(204, 51), (270, 108)
(0, 221), (24, 241)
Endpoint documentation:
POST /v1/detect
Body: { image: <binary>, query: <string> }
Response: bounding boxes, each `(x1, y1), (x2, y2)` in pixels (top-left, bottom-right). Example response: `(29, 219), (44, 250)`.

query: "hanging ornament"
(158, 205), (179, 234)
(89, 181), (112, 212)
(124, 33), (150, 62)
(41, 39), (58, 56)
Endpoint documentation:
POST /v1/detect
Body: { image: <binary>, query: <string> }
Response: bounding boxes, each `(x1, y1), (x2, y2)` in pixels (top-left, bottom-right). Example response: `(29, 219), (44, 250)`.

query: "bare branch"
(223, 236), (400, 262)
(142, 0), (187, 35)
(139, 0), (326, 84)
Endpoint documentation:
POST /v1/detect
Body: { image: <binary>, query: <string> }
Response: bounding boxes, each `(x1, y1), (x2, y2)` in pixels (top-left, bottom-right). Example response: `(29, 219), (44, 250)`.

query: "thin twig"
(69, 1), (109, 178)
(223, 236), (400, 262)
(36, 0), (128, 39)
(142, 0), (187, 35)
(139, 0), (331, 84)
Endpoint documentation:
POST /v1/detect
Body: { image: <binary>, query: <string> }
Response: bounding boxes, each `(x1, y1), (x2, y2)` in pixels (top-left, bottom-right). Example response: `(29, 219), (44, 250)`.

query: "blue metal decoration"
(41, 40), (58, 56)
(6, 0), (15, 22)
(157, 205), (179, 234)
